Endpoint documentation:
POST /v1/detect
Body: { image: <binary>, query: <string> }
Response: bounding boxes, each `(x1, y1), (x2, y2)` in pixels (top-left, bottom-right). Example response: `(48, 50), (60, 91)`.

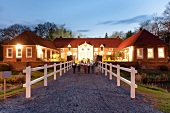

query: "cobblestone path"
(0, 69), (162, 113)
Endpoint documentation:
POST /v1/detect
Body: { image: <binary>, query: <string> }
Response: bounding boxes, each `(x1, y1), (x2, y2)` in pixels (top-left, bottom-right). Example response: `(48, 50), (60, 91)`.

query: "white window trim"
(26, 47), (32, 58)
(100, 44), (104, 51)
(147, 48), (154, 59)
(16, 48), (22, 58)
(6, 48), (13, 58)
(158, 47), (165, 58)
(137, 48), (143, 59)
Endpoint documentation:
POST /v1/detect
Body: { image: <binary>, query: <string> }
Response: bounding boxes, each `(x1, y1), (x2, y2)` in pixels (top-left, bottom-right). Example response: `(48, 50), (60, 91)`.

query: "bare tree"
(0, 24), (30, 41)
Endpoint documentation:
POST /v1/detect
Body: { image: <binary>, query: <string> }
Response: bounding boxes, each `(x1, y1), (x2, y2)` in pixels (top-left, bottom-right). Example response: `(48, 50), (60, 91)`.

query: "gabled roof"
(2, 30), (56, 49)
(117, 29), (167, 50)
(53, 37), (123, 48)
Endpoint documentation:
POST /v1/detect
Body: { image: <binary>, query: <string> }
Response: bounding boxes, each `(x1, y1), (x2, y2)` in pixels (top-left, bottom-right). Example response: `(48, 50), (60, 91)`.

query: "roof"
(2, 30), (56, 49)
(117, 29), (167, 50)
(53, 37), (123, 48)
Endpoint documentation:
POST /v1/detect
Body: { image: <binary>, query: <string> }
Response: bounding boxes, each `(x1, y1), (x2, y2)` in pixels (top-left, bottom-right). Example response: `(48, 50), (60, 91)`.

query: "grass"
(119, 69), (170, 112)
(137, 84), (170, 113)
(0, 69), (59, 100)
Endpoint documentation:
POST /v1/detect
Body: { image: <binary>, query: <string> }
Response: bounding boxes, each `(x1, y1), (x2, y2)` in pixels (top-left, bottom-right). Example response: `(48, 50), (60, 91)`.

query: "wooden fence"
(23, 61), (73, 98)
(98, 61), (137, 98)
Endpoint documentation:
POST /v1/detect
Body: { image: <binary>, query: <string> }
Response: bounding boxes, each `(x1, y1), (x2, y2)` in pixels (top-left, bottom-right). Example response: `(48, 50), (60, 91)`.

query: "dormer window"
(68, 44), (71, 51)
(100, 44), (104, 51)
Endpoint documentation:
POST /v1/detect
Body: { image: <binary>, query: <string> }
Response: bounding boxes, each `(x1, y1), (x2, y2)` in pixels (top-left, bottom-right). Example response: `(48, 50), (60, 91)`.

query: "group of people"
(72, 58), (98, 74)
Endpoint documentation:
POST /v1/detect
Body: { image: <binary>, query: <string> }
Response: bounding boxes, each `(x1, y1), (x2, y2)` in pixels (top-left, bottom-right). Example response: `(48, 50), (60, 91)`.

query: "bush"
(159, 65), (168, 71)
(0, 63), (10, 71)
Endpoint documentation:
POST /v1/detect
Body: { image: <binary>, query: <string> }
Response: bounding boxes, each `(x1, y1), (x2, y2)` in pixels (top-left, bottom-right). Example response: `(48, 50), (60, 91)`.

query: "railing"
(23, 61), (73, 98)
(98, 61), (137, 98)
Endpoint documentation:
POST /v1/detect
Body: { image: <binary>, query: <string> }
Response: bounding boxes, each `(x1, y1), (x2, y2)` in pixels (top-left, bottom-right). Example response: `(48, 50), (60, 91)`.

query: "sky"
(0, 0), (169, 37)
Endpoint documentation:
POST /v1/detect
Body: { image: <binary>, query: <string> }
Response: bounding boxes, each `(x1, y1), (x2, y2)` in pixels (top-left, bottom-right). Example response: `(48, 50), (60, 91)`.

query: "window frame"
(6, 48), (13, 58)
(26, 47), (32, 58)
(147, 48), (154, 59)
(16, 48), (22, 58)
(158, 47), (165, 58)
(136, 48), (143, 59)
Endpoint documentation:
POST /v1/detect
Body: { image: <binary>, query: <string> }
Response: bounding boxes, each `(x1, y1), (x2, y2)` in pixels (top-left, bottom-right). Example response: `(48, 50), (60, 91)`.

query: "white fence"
(23, 61), (73, 98)
(98, 62), (137, 98)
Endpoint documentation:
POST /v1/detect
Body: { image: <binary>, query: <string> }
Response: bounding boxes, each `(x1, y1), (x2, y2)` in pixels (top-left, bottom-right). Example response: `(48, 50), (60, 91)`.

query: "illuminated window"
(16, 48), (22, 58)
(109, 48), (113, 51)
(60, 48), (64, 53)
(68, 44), (71, 51)
(94, 52), (98, 56)
(26, 47), (32, 58)
(94, 48), (98, 51)
(73, 48), (77, 52)
(147, 48), (154, 59)
(7, 48), (13, 58)
(137, 48), (143, 59)
(158, 47), (165, 58)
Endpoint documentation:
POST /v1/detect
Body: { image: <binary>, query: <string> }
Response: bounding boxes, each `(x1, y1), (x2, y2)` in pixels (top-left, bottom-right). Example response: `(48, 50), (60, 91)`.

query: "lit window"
(137, 48), (143, 59)
(7, 48), (13, 58)
(60, 48), (64, 52)
(73, 48), (77, 52)
(94, 52), (98, 56)
(94, 48), (98, 51)
(16, 48), (22, 58)
(147, 48), (154, 59)
(158, 47), (165, 58)
(26, 47), (32, 58)
(68, 44), (71, 51)
(109, 48), (113, 51)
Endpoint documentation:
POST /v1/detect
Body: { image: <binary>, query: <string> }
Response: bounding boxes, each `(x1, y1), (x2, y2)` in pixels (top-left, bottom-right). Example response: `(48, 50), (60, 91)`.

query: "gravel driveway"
(0, 69), (162, 113)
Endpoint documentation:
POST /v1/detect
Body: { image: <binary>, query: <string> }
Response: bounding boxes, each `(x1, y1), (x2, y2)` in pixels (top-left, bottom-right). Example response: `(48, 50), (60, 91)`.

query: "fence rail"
(98, 62), (137, 98)
(23, 61), (73, 98)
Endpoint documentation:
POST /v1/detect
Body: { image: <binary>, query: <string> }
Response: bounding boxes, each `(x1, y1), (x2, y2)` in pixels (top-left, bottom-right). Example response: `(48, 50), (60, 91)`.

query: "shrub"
(159, 65), (168, 71)
(0, 63), (10, 71)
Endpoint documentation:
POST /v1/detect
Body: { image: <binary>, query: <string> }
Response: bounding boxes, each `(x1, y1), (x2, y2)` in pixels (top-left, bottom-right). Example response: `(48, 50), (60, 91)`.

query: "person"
(94, 61), (98, 75)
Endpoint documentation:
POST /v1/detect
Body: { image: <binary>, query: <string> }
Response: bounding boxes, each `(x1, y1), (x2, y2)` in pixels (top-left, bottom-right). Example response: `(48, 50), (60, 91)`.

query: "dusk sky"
(0, 0), (169, 37)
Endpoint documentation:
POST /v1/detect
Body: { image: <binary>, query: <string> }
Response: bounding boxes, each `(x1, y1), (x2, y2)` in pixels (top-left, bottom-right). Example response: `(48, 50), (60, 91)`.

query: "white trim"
(6, 48), (13, 58)
(136, 48), (143, 59)
(158, 47), (165, 58)
(26, 47), (32, 58)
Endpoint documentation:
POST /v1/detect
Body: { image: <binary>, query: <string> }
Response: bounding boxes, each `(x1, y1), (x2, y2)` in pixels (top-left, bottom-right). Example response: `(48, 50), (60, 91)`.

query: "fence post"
(102, 62), (104, 73)
(60, 62), (62, 76)
(54, 63), (56, 80)
(67, 61), (69, 71)
(26, 66), (31, 98)
(105, 63), (107, 76)
(44, 64), (47, 86)
(64, 62), (66, 73)
(117, 64), (120, 86)
(131, 67), (136, 98)
(109, 63), (112, 80)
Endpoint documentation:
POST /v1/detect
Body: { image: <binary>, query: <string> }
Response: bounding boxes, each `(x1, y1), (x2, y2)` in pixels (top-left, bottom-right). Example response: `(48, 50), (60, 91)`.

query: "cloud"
(97, 15), (150, 25)
(77, 30), (90, 32)
(97, 20), (113, 25)
(112, 15), (150, 25)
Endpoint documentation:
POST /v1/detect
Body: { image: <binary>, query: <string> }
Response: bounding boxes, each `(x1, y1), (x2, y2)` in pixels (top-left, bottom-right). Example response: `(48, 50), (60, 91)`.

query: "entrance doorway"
(78, 42), (93, 61)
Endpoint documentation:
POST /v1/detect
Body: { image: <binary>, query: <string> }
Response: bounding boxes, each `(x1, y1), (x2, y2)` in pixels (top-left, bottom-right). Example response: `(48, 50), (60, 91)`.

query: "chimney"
(116, 36), (120, 39)
(78, 36), (80, 38)
(139, 28), (143, 31)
